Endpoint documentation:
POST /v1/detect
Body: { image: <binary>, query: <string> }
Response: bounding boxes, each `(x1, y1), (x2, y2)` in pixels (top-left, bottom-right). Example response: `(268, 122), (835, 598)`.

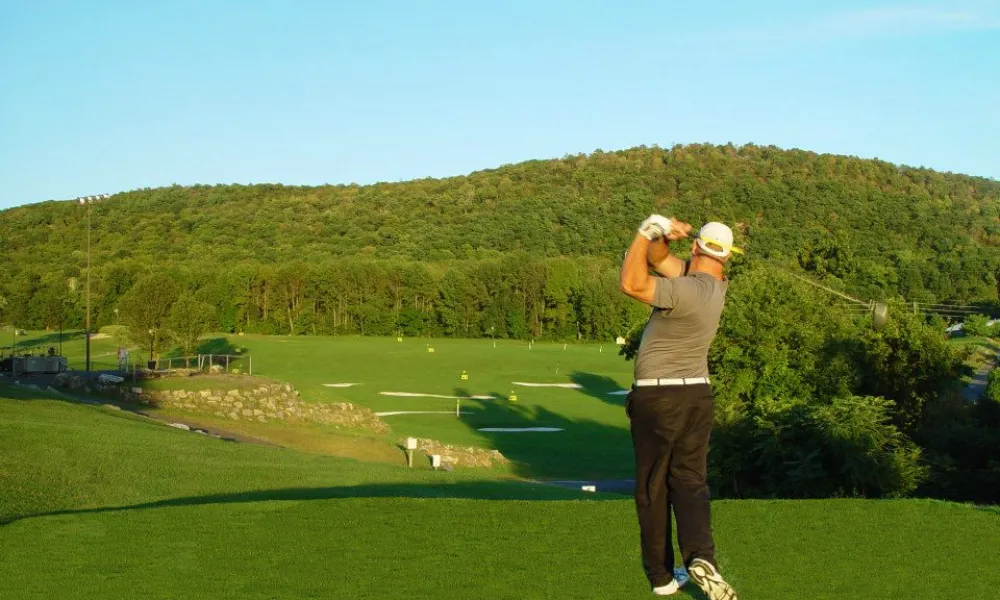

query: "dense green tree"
(119, 274), (179, 364)
(437, 269), (485, 337)
(169, 294), (216, 361)
(273, 263), (310, 335)
(853, 311), (969, 434)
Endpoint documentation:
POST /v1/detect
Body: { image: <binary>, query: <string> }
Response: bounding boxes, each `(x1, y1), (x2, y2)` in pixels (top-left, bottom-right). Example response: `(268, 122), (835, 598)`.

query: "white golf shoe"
(651, 567), (690, 595)
(687, 558), (738, 600)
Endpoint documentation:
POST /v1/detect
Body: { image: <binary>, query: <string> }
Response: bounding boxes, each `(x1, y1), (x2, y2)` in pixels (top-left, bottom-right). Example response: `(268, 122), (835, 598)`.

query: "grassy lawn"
(948, 335), (997, 363)
(212, 334), (638, 479)
(2, 390), (998, 600)
(16, 331), (1000, 482)
(4, 328), (123, 371)
(16, 332), (638, 480)
(143, 408), (413, 467)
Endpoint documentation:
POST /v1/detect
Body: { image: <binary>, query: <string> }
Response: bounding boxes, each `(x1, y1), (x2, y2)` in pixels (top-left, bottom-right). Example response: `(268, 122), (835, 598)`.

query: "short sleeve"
(651, 276), (678, 309)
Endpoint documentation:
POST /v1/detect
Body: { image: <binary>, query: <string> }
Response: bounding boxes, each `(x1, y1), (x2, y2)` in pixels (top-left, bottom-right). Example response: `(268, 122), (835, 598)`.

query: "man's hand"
(665, 219), (692, 240)
(638, 215), (673, 241)
(644, 217), (693, 278)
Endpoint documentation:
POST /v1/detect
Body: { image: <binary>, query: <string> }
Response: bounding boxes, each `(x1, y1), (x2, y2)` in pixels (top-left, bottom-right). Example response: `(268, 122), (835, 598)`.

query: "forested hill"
(2, 143), (999, 338)
(4, 143), (999, 264)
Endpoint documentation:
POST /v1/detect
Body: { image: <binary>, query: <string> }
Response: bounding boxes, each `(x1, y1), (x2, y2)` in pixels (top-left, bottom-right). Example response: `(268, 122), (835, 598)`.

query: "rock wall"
(50, 375), (510, 469)
(52, 375), (388, 434)
(411, 438), (509, 468)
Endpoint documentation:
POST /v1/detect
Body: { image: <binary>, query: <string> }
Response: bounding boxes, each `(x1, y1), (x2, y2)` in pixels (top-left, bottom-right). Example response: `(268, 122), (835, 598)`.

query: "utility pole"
(86, 200), (91, 372)
(77, 194), (109, 372)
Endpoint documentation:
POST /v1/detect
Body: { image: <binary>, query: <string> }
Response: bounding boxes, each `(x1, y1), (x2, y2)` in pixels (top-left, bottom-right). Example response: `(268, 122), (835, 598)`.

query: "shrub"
(984, 368), (1000, 406)
(989, 320), (1000, 338)
(962, 314), (990, 338)
(710, 395), (926, 498)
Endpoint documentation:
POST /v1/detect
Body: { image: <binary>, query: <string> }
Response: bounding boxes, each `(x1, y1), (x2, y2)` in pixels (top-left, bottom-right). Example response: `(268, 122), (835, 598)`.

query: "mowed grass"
(18, 332), (1000, 483)
(217, 334), (638, 479)
(20, 331), (638, 479)
(141, 410), (410, 466)
(3, 390), (999, 600)
(4, 329), (124, 371)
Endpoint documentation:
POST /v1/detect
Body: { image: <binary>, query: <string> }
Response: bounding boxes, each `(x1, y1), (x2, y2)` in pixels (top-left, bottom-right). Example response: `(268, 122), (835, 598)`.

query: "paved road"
(963, 350), (998, 403)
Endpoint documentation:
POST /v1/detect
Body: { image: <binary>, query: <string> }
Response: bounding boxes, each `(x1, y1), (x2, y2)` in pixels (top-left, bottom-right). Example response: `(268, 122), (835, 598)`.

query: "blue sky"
(1, 0), (998, 209)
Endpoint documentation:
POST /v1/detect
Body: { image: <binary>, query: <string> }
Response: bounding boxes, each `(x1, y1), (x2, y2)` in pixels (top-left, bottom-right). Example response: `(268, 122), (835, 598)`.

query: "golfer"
(619, 214), (740, 600)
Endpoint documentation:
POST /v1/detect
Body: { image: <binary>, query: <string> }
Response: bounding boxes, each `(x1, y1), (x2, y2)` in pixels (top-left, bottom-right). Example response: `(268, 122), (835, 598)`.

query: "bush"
(853, 311), (969, 434)
(918, 387), (1000, 504)
(709, 395), (926, 498)
(962, 314), (990, 338)
(984, 368), (1000, 406)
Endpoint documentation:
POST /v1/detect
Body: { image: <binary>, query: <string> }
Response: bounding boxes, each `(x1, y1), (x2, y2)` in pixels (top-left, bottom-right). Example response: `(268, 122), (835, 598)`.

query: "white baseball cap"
(696, 222), (742, 258)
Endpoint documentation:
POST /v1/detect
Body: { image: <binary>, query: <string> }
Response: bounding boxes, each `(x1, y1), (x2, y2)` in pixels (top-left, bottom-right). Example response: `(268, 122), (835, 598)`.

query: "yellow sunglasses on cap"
(698, 236), (744, 255)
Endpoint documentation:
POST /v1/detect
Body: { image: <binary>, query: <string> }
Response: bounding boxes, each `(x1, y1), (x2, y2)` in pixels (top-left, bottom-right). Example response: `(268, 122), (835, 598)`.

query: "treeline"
(2, 144), (1000, 308)
(1, 255), (648, 343)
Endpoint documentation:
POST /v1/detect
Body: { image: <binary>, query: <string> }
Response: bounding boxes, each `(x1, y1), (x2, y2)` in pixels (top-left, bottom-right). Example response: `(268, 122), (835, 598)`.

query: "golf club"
(760, 259), (890, 329)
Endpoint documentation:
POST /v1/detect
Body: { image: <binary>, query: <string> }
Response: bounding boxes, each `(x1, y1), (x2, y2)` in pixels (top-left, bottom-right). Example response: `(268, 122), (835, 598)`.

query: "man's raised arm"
(620, 215), (673, 304)
(646, 238), (686, 278)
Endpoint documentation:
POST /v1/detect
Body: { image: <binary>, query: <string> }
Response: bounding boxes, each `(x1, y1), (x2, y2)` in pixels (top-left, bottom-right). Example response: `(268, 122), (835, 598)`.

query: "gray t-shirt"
(633, 271), (728, 380)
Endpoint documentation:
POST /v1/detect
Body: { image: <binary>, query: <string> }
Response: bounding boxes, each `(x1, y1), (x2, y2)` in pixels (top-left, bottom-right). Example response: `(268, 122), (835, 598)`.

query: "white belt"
(635, 377), (710, 387)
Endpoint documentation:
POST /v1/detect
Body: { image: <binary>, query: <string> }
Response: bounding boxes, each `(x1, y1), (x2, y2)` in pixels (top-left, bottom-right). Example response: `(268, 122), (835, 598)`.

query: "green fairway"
(3, 391), (999, 600)
(15, 331), (639, 479)
(212, 334), (637, 479)
(16, 331), (1000, 485)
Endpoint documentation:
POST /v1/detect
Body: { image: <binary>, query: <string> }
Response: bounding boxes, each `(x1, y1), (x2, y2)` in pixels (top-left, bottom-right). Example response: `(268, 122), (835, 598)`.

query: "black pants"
(626, 383), (716, 588)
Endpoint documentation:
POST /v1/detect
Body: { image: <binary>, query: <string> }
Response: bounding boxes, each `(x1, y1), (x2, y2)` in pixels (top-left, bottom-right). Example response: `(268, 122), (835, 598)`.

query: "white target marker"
(511, 382), (583, 389)
(477, 427), (564, 432)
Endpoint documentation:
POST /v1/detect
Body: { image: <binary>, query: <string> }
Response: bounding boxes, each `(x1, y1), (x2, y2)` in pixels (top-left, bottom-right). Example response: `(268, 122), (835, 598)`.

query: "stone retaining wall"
(52, 375), (388, 433)
(411, 438), (509, 469)
(50, 374), (508, 468)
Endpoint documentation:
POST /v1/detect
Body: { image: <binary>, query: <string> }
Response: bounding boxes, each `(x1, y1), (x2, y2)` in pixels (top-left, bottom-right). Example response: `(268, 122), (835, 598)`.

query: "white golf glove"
(638, 214), (673, 241)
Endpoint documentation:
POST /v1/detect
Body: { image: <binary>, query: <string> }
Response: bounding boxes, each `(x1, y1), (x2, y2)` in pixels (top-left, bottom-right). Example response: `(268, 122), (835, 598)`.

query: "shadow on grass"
(1, 481), (623, 526)
(0, 381), (282, 451)
(1, 330), (85, 355)
(452, 385), (634, 482)
(196, 337), (240, 355)
(162, 337), (246, 366)
(569, 371), (628, 407)
(0, 381), (60, 401)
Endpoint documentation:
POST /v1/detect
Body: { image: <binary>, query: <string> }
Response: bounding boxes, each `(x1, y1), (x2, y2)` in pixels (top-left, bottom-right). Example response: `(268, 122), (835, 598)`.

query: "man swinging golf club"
(619, 214), (741, 599)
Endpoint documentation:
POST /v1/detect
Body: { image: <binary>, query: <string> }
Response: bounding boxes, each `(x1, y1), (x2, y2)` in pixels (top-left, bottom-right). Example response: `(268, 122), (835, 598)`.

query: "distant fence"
(137, 353), (251, 376)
